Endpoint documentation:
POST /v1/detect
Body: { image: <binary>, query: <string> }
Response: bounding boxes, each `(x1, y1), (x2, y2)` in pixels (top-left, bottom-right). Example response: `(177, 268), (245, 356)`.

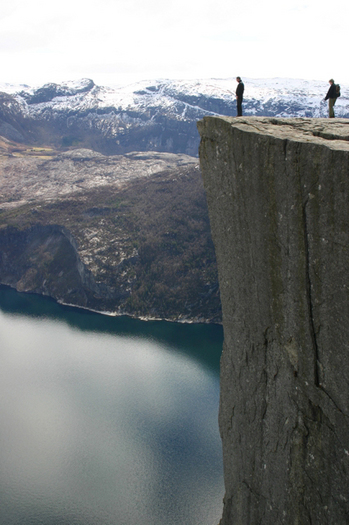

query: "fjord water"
(0, 285), (224, 525)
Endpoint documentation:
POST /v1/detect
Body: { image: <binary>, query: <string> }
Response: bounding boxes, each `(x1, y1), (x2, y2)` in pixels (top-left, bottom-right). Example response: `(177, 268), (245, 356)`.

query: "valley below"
(0, 141), (221, 323)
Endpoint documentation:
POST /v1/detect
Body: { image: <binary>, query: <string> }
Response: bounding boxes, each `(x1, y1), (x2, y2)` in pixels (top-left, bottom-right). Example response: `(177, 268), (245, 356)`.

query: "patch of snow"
(0, 82), (36, 94)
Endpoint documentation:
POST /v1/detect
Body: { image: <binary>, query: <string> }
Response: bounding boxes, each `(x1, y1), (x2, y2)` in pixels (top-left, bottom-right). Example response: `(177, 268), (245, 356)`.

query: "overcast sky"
(1, 0), (348, 88)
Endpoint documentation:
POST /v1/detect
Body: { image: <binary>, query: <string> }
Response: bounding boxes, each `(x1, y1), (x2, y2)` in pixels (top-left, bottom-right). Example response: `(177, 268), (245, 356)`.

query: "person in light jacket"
(324, 79), (337, 118)
(235, 77), (244, 116)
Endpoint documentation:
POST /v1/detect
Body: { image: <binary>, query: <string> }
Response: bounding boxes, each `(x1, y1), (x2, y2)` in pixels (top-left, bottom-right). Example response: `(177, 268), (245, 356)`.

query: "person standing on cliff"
(324, 79), (337, 118)
(235, 77), (244, 116)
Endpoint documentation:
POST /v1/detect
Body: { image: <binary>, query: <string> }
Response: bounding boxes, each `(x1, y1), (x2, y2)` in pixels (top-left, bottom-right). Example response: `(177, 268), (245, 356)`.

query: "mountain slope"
(0, 148), (221, 322)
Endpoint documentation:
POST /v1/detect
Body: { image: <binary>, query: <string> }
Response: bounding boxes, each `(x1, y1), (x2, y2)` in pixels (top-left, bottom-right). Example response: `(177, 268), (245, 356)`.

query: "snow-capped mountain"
(0, 77), (348, 156)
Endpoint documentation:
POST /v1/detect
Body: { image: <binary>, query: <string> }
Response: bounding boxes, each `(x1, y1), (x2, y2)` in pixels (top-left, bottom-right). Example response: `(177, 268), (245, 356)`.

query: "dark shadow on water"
(0, 285), (223, 373)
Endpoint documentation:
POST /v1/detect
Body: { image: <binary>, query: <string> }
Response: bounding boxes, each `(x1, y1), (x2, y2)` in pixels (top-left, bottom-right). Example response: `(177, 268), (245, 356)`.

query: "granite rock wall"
(198, 117), (349, 524)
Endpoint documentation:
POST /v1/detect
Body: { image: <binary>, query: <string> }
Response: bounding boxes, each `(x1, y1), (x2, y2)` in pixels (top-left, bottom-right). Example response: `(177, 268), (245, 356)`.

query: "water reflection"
(0, 286), (224, 525)
(0, 285), (222, 373)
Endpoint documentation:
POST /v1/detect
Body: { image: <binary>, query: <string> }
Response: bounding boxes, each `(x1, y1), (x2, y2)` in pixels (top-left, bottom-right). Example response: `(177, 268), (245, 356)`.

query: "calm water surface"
(0, 286), (224, 525)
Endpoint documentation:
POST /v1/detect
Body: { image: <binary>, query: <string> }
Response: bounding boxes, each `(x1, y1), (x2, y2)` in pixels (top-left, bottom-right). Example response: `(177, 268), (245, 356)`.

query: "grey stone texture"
(197, 117), (349, 524)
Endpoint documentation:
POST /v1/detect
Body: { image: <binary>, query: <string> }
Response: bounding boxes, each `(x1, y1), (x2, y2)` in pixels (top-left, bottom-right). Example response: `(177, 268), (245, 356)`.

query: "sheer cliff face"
(198, 117), (349, 524)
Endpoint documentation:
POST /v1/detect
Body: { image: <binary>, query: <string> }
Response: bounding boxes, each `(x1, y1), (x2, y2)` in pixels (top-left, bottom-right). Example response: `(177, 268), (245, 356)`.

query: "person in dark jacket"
(235, 77), (244, 116)
(324, 79), (337, 118)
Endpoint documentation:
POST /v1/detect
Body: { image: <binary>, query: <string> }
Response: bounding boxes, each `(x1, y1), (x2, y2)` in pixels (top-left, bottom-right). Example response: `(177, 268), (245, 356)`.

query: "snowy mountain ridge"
(0, 77), (348, 156)
(1, 76), (348, 118)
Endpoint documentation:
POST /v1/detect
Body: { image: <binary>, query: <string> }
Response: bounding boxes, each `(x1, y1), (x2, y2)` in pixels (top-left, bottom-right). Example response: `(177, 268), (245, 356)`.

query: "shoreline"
(0, 282), (222, 326)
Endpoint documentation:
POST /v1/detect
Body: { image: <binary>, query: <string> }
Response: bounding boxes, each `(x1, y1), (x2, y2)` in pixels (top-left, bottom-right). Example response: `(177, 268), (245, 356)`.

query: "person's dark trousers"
(328, 98), (336, 118)
(237, 98), (243, 116)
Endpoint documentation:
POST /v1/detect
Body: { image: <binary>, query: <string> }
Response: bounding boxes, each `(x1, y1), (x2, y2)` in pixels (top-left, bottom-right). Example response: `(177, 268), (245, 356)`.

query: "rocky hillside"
(0, 144), (221, 322)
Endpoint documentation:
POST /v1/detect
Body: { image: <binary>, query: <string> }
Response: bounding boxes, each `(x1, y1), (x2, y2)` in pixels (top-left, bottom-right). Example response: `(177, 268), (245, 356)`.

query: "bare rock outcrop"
(198, 117), (349, 524)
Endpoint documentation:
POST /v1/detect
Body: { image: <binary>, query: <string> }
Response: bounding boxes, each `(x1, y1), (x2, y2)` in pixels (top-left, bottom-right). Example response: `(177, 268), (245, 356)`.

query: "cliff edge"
(197, 117), (349, 524)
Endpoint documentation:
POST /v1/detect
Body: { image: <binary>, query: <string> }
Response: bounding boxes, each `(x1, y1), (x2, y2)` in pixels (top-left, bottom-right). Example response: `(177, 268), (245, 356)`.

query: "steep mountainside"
(0, 147), (220, 322)
(0, 78), (348, 155)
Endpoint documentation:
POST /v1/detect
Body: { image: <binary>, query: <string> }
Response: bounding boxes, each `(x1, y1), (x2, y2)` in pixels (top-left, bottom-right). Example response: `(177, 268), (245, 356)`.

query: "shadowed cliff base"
(198, 117), (349, 524)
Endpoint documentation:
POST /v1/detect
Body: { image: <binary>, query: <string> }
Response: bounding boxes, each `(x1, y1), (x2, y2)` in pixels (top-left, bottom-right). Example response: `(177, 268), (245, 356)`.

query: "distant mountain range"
(1, 77), (348, 156)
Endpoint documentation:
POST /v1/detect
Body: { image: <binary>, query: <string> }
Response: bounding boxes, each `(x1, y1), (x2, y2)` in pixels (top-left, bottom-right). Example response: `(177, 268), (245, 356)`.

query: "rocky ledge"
(198, 117), (349, 524)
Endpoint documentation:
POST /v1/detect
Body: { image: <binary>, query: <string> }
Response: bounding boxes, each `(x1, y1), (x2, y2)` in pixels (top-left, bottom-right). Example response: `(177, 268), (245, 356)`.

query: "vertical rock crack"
(302, 198), (320, 388)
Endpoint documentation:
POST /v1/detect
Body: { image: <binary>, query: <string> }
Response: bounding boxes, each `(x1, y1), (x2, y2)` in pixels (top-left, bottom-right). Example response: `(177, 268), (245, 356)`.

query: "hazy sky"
(1, 0), (348, 88)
